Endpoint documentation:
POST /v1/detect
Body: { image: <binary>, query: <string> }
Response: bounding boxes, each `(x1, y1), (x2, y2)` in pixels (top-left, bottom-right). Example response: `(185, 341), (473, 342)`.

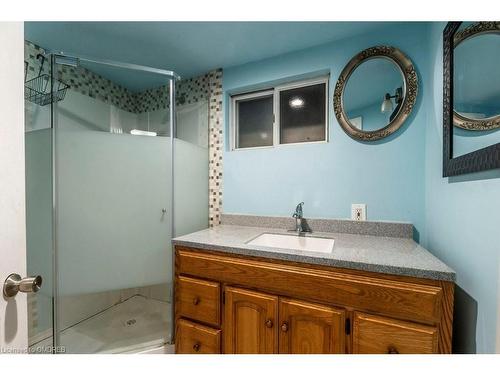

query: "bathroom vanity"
(173, 215), (455, 354)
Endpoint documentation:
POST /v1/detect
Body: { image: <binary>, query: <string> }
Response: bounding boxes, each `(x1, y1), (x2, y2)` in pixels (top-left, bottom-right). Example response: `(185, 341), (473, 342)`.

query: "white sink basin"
(246, 233), (334, 254)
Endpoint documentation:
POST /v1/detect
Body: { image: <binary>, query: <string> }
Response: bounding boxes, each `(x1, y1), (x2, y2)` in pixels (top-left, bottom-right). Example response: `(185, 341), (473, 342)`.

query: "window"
(233, 90), (274, 149)
(231, 77), (328, 150)
(278, 82), (327, 144)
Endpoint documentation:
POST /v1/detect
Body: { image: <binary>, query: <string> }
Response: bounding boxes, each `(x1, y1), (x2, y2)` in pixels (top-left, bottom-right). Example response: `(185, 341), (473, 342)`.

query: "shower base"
(33, 295), (172, 354)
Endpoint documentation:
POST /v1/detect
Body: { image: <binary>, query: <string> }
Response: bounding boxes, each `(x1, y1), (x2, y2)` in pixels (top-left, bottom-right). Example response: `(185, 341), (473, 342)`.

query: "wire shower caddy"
(25, 54), (70, 106)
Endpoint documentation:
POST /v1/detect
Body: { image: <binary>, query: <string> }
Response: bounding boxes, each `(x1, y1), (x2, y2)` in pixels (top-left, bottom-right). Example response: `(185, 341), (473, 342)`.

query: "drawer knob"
(281, 322), (289, 332)
(193, 297), (200, 305)
(265, 319), (273, 328)
(387, 346), (399, 354)
(193, 342), (201, 352)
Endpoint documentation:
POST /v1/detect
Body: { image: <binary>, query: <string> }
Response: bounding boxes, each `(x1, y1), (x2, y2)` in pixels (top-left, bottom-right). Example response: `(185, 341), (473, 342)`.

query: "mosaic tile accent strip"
(26, 41), (216, 114)
(25, 41), (137, 112)
(24, 41), (50, 78)
(208, 69), (223, 227)
(133, 74), (211, 113)
(57, 65), (137, 112)
(27, 293), (38, 339)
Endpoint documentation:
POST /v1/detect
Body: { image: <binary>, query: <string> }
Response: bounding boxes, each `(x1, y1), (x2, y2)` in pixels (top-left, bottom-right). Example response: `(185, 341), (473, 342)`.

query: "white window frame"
(230, 75), (329, 151)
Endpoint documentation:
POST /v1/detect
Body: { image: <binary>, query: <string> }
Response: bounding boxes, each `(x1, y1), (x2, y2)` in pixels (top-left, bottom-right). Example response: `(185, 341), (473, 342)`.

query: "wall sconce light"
(381, 87), (403, 114)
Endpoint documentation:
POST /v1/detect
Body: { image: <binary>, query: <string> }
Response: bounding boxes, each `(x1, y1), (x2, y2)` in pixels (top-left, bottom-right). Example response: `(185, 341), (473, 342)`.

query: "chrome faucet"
(290, 202), (311, 235)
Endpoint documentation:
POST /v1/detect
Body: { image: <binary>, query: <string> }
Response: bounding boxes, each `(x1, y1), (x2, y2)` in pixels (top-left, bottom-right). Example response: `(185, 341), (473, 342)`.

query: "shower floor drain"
(125, 319), (137, 326)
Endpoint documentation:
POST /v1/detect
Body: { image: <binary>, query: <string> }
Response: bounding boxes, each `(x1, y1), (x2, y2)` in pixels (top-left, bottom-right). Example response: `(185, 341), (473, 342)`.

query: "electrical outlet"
(351, 204), (367, 221)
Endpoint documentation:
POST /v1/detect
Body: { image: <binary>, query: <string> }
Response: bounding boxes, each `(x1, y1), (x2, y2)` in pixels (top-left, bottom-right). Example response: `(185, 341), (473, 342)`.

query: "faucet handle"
(293, 202), (304, 217)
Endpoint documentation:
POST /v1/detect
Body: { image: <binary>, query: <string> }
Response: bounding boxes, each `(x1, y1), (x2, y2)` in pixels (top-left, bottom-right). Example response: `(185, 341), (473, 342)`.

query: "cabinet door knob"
(193, 343), (201, 352)
(193, 297), (200, 305)
(387, 346), (399, 354)
(281, 322), (289, 332)
(265, 319), (273, 328)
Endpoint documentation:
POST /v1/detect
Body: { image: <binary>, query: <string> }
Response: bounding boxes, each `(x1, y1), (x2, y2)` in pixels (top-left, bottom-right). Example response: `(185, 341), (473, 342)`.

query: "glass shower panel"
(53, 60), (174, 353)
(24, 49), (54, 353)
(174, 98), (209, 237)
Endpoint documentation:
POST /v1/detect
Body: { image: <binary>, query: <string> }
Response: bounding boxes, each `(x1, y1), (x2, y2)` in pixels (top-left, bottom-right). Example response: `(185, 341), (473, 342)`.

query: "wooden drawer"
(176, 247), (444, 324)
(175, 319), (221, 354)
(352, 312), (438, 354)
(177, 275), (220, 326)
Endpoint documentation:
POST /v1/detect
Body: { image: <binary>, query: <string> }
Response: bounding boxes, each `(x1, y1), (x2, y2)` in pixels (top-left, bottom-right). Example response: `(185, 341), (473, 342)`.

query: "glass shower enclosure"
(25, 49), (209, 353)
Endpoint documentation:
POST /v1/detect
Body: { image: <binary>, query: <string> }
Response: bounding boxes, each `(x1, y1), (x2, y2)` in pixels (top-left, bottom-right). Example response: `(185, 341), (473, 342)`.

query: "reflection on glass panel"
(236, 94), (274, 148)
(176, 100), (209, 147)
(56, 91), (170, 137)
(279, 83), (326, 144)
(453, 22), (500, 157)
(343, 58), (404, 131)
(175, 98), (209, 238)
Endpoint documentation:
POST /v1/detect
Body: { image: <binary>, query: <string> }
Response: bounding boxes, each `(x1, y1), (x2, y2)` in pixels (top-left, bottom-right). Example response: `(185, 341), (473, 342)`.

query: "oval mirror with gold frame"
(333, 46), (418, 141)
(453, 22), (500, 131)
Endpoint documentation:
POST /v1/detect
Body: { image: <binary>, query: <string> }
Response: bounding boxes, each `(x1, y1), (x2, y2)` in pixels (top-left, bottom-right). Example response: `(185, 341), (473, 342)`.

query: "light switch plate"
(351, 204), (367, 221)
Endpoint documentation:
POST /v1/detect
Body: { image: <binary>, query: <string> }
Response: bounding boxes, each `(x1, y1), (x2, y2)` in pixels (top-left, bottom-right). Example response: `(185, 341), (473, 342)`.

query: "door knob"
(281, 322), (289, 332)
(3, 273), (42, 298)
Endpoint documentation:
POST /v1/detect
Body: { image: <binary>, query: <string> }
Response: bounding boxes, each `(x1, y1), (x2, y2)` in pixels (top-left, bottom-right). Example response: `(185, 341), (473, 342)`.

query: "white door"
(0, 22), (29, 353)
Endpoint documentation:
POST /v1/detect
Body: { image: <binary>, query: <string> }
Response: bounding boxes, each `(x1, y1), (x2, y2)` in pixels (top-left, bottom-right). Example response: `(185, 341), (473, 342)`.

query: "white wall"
(0, 22), (28, 350)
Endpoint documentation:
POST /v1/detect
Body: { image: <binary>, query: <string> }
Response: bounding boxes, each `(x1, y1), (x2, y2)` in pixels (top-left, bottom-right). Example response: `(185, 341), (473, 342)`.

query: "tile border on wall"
(208, 69), (223, 227)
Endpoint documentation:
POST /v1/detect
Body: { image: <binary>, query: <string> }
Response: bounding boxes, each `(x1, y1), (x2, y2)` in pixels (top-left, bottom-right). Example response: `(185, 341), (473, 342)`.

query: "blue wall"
(347, 102), (392, 132)
(423, 22), (500, 354)
(223, 23), (429, 240)
(222, 22), (500, 353)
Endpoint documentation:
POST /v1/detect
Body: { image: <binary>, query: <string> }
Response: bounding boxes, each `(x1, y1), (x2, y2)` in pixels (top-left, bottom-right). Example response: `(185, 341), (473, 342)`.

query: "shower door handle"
(3, 273), (42, 298)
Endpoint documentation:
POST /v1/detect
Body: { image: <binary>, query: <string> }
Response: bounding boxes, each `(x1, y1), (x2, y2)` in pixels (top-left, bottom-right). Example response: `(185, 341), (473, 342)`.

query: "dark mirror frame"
(443, 22), (500, 177)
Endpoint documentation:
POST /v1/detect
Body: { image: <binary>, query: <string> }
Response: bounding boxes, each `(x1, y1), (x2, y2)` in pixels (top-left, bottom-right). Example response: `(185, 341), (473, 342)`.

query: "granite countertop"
(172, 224), (456, 282)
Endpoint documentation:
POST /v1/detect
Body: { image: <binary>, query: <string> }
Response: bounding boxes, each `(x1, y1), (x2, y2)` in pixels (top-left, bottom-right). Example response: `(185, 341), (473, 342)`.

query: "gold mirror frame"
(333, 46), (418, 141)
(453, 22), (500, 131)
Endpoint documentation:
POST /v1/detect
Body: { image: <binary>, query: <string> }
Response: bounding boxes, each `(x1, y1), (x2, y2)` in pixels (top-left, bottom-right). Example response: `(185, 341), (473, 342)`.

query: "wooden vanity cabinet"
(174, 246), (454, 354)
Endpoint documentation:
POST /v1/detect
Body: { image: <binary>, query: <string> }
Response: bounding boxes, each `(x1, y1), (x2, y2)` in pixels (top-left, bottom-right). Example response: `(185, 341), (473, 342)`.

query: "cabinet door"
(224, 286), (278, 354)
(279, 298), (345, 354)
(352, 312), (438, 354)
